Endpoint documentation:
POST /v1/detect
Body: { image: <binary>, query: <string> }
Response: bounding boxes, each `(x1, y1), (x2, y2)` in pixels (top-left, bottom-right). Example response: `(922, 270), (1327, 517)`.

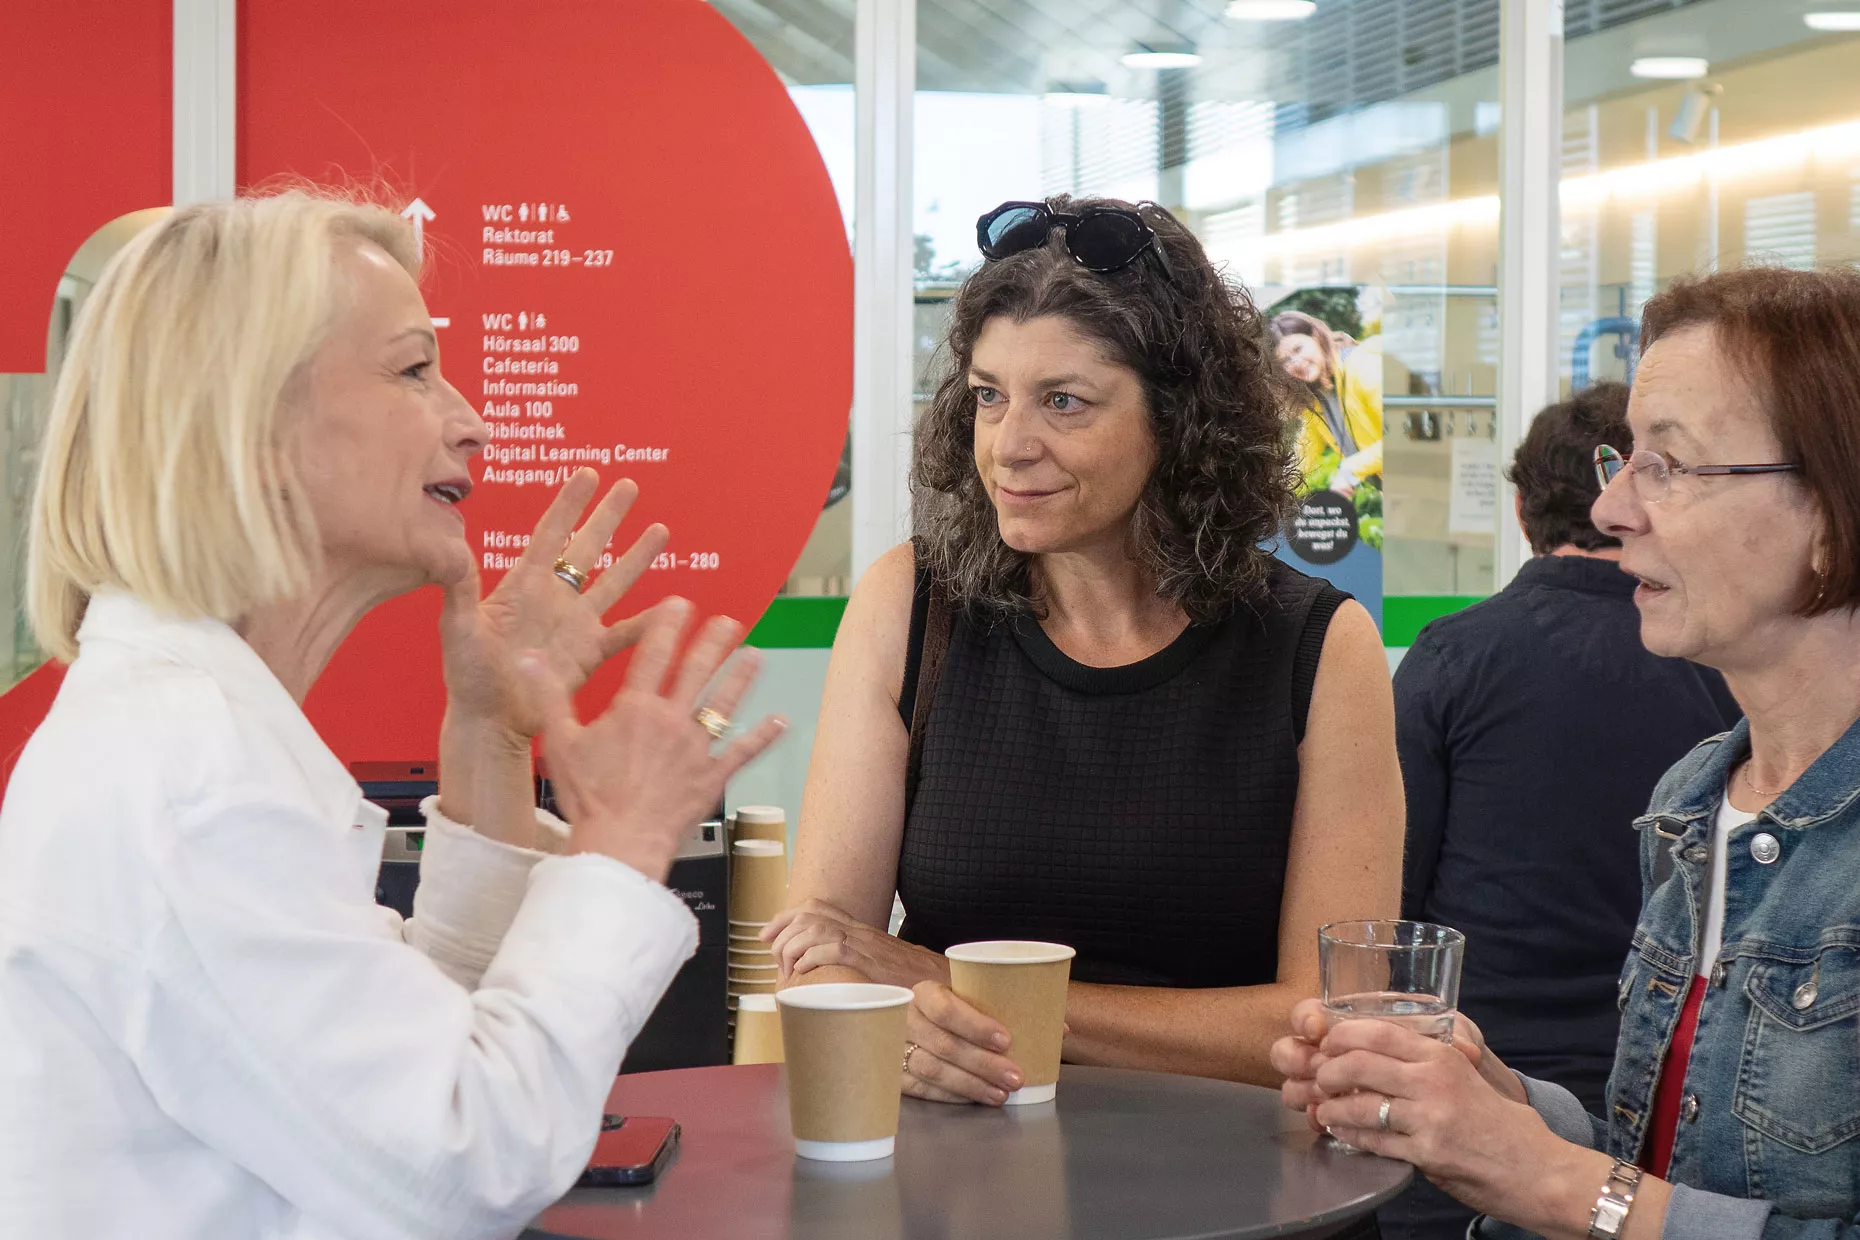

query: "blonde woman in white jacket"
(0, 189), (784, 1240)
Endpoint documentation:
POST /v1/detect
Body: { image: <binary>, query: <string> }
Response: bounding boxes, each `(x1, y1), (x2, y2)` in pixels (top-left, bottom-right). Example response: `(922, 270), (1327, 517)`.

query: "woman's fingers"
(905, 999), (1018, 1105)
(714, 716), (787, 781)
(902, 1071), (973, 1106)
(668, 616), (744, 710)
(791, 941), (859, 977)
(906, 1045), (1008, 1105)
(519, 468), (601, 569)
(695, 649), (763, 731)
(620, 598), (692, 696)
(1281, 1076), (1327, 1114)
(770, 918), (845, 975)
(587, 520), (668, 619)
(911, 982), (1016, 1084)
(761, 908), (799, 941)
(560, 477), (640, 578)
(1314, 1046), (1424, 1103)
(1289, 997), (1330, 1043)
(913, 982), (1011, 1054)
(1270, 1032), (1320, 1079)
(598, 613), (655, 660)
(1320, 1014), (1447, 1064)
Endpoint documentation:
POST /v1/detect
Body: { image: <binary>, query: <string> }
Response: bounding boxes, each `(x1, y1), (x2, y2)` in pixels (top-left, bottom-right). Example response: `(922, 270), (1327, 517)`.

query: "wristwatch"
(1588, 1159), (1644, 1238)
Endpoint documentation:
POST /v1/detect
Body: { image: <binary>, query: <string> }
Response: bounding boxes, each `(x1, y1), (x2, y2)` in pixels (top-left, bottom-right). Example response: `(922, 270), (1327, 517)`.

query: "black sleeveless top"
(896, 559), (1348, 989)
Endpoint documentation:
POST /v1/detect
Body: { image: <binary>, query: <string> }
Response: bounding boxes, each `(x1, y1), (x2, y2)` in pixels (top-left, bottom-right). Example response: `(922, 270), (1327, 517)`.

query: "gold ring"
(552, 557), (590, 593)
(1377, 1095), (1393, 1132)
(694, 705), (731, 740)
(903, 1041), (921, 1075)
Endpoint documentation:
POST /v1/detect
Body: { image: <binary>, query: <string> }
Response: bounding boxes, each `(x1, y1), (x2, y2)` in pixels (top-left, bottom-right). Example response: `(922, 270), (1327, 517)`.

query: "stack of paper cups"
(732, 993), (785, 1064)
(728, 838), (786, 1013)
(731, 805), (787, 846)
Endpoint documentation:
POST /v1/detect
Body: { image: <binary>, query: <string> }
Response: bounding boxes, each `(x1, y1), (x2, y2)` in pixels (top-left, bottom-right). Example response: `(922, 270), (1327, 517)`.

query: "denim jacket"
(1479, 713), (1860, 1240)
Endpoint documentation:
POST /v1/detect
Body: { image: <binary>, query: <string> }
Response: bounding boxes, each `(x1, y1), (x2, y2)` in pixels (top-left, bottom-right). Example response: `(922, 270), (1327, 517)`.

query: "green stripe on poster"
(1383, 595), (1486, 646)
(746, 597), (849, 648)
(746, 593), (1489, 649)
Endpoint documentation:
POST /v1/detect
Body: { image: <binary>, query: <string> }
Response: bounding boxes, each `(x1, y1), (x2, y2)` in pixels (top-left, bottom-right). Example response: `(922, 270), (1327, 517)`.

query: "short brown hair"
(1640, 266), (1860, 615)
(1508, 381), (1631, 556)
(913, 195), (1297, 623)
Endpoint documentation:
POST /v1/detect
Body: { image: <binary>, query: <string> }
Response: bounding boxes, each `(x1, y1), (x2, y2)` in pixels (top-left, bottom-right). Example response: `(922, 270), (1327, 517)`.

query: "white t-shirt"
(1698, 782), (1760, 971)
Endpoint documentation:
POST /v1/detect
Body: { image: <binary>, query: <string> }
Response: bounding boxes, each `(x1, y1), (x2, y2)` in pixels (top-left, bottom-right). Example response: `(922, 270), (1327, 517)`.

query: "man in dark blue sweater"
(1378, 383), (1740, 1240)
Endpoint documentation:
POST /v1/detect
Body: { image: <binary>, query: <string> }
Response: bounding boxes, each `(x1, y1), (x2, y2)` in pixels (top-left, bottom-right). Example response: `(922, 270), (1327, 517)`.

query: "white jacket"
(0, 592), (698, 1239)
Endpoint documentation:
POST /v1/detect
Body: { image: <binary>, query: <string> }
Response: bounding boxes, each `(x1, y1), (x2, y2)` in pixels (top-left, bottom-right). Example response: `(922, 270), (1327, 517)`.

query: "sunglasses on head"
(976, 200), (1176, 281)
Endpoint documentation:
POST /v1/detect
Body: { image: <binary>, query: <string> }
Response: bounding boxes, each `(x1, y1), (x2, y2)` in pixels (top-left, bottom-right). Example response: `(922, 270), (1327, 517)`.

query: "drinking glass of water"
(1317, 919), (1465, 1152)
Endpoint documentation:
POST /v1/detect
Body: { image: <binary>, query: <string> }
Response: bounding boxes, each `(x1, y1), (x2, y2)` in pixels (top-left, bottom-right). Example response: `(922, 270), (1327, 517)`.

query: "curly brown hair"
(912, 195), (1298, 623)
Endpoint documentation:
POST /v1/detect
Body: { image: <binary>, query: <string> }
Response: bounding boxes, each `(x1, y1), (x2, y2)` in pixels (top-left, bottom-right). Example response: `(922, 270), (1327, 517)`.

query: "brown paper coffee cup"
(731, 839), (788, 923)
(945, 941), (1076, 1104)
(733, 994), (786, 1065)
(730, 977), (780, 994)
(777, 982), (913, 1160)
(732, 805), (787, 844)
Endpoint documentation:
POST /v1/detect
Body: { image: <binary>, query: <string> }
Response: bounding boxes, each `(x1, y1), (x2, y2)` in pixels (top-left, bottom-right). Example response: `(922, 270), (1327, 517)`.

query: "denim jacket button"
(1794, 981), (1819, 1009)
(1710, 962), (1727, 988)
(1682, 1094), (1700, 1123)
(1750, 832), (1781, 865)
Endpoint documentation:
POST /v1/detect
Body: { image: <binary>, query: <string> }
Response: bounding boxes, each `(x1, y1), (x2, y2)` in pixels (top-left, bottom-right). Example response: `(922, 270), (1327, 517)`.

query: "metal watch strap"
(1588, 1159), (1644, 1239)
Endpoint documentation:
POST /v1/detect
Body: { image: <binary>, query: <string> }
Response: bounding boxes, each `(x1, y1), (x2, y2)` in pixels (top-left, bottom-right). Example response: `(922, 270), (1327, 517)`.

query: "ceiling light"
(1225, 0), (1317, 19)
(1254, 115), (1860, 254)
(1122, 49), (1203, 69)
(1630, 56), (1710, 79)
(1805, 11), (1860, 31)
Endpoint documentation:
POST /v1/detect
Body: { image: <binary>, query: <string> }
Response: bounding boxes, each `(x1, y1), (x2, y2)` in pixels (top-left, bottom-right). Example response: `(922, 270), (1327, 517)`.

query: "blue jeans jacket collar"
(1632, 715), (1860, 837)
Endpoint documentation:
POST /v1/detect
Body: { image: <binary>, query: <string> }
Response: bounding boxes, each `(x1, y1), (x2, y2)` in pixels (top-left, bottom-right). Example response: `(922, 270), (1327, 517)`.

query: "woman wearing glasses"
(768, 196), (1403, 1107)
(1275, 265), (1860, 1240)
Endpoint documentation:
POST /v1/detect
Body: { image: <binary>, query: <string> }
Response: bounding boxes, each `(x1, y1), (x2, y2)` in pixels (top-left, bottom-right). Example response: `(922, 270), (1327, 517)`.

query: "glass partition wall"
(899, 0), (1860, 632)
(6, 1), (1859, 693)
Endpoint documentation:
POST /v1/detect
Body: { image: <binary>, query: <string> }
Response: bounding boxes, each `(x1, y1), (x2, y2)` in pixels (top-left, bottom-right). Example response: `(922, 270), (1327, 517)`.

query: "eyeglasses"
(976, 200), (1175, 280)
(1593, 444), (1799, 504)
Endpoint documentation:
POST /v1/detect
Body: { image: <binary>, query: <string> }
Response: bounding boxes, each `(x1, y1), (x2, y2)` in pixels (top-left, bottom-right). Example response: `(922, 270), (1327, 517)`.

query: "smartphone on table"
(576, 1114), (680, 1187)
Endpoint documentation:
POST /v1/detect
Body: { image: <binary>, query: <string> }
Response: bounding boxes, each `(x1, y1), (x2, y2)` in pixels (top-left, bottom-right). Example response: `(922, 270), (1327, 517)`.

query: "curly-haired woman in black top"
(767, 196), (1402, 1106)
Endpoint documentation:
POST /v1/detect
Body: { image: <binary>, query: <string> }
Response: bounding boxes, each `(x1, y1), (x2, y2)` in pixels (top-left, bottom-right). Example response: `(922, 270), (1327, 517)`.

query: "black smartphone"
(576, 1114), (680, 1187)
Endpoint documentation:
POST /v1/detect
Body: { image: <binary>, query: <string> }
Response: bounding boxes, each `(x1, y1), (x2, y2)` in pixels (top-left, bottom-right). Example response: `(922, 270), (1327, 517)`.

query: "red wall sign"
(0, 0), (171, 774)
(1, 0), (851, 770)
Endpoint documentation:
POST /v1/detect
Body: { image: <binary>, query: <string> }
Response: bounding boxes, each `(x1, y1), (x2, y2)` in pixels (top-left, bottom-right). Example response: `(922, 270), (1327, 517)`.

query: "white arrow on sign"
(400, 197), (437, 250)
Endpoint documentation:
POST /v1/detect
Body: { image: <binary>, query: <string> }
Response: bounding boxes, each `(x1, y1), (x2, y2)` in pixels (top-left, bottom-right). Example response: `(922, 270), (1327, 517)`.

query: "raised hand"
(518, 599), (786, 883)
(440, 467), (668, 740)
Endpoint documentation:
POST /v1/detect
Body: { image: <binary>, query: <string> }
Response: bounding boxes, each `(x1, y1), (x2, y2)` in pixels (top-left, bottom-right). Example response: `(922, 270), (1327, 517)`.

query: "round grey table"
(523, 1063), (1410, 1240)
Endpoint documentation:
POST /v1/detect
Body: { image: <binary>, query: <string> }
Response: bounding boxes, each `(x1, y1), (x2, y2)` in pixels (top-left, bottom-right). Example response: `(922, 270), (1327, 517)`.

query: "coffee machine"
(355, 762), (729, 1072)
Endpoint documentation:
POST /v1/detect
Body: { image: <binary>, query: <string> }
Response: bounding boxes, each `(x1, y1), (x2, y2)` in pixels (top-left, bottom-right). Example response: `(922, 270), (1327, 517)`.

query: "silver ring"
(1377, 1095), (1393, 1132)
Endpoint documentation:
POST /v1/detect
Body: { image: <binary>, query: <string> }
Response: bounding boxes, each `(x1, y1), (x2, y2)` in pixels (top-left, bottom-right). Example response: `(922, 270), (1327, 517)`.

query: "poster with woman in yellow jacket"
(1272, 308), (1383, 552)
(1266, 293), (1384, 630)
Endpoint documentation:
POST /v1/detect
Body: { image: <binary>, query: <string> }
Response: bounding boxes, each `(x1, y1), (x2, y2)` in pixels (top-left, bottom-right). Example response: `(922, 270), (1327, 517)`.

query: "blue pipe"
(1571, 316), (1640, 390)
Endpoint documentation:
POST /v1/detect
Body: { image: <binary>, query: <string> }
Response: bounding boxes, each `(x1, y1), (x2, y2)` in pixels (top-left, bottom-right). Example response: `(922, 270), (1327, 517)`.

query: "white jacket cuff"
(405, 794), (576, 989)
(490, 854), (701, 1038)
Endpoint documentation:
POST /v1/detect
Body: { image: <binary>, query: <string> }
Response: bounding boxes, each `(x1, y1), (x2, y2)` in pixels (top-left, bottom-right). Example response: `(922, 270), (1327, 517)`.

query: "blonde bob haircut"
(27, 188), (420, 662)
